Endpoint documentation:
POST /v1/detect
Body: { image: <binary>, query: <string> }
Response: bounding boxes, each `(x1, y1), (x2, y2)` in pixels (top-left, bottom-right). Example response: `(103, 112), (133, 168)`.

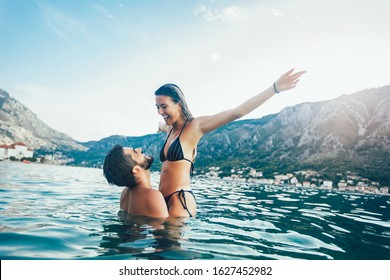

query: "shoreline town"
(1, 142), (388, 196)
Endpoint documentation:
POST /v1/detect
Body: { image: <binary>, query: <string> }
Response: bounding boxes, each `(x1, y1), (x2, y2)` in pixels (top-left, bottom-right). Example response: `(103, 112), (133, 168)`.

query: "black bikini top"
(159, 119), (195, 173)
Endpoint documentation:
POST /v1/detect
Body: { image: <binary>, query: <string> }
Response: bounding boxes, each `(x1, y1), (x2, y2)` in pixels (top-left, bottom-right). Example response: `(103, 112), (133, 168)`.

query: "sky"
(1, 0), (389, 142)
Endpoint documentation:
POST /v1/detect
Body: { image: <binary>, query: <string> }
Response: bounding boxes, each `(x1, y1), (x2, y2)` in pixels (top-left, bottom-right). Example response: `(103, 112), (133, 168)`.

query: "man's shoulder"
(145, 188), (164, 199)
(143, 188), (168, 217)
(143, 188), (166, 208)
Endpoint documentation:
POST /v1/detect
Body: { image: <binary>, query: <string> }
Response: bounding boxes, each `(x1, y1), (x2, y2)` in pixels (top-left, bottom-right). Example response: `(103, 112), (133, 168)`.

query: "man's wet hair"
(103, 144), (137, 188)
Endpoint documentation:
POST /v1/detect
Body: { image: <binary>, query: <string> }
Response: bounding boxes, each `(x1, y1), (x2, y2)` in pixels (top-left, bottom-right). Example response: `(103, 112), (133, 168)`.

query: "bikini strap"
(165, 189), (194, 217)
(161, 127), (173, 146)
(167, 126), (173, 137)
(180, 119), (195, 170)
(163, 119), (185, 146)
(178, 118), (188, 137)
(177, 189), (193, 217)
(164, 190), (179, 205)
(160, 126), (173, 159)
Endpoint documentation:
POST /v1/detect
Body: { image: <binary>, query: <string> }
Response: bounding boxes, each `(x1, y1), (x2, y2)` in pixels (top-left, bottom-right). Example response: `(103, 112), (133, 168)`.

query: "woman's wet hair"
(103, 144), (137, 188)
(155, 83), (194, 120)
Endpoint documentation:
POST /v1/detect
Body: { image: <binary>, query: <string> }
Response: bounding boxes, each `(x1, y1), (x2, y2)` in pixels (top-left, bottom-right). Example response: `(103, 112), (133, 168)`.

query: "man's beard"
(140, 155), (154, 170)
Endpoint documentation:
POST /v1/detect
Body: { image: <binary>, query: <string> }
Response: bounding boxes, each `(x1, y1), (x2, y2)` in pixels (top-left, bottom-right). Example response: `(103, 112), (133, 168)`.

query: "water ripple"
(1, 161), (389, 259)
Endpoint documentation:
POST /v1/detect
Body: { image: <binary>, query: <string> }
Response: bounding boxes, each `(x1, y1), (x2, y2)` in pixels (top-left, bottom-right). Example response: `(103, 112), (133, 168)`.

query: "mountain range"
(0, 89), (86, 152)
(1, 86), (389, 185)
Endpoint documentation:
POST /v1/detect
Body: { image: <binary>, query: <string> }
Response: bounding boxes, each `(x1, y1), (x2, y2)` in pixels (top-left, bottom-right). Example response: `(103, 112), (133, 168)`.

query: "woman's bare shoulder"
(184, 118), (204, 139)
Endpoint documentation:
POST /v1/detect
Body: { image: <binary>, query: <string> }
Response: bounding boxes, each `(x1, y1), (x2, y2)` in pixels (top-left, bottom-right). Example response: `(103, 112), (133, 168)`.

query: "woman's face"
(155, 95), (182, 125)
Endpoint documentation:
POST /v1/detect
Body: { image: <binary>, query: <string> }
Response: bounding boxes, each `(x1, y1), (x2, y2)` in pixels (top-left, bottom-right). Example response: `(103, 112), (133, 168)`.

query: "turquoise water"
(0, 161), (389, 260)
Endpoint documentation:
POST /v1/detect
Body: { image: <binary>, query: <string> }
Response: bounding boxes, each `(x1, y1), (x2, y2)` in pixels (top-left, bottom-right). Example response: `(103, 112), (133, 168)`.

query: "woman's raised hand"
(275, 68), (306, 93)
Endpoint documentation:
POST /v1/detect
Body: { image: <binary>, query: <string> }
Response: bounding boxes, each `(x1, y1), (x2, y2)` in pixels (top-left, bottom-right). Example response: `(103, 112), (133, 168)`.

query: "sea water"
(0, 161), (389, 260)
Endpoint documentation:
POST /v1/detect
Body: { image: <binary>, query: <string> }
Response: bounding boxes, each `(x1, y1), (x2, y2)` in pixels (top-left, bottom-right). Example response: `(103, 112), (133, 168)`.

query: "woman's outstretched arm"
(196, 68), (306, 135)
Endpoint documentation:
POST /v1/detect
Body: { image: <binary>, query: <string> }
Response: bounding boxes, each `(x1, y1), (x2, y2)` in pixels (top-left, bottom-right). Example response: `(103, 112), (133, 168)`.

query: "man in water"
(103, 144), (168, 218)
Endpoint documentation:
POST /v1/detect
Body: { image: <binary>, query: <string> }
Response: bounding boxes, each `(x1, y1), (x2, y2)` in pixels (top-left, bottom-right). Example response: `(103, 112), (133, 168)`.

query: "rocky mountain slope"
(72, 86), (390, 185)
(0, 89), (86, 152)
(197, 86), (390, 183)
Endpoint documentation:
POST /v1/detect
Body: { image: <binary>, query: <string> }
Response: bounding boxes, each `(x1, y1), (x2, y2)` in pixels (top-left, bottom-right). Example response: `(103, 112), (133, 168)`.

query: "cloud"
(271, 8), (299, 20)
(210, 53), (221, 63)
(272, 9), (284, 17)
(194, 5), (246, 22)
(93, 3), (152, 43)
(36, 0), (89, 41)
(94, 3), (115, 20)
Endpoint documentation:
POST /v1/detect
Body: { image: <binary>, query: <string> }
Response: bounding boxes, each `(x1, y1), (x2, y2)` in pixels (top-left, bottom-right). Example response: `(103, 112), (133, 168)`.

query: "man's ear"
(132, 165), (142, 174)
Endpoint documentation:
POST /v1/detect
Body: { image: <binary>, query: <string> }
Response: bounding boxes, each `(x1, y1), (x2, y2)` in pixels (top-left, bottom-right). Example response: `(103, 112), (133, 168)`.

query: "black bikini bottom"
(164, 189), (196, 217)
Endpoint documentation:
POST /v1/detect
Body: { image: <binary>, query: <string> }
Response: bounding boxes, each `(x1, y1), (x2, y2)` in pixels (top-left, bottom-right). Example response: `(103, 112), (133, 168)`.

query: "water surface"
(0, 161), (389, 259)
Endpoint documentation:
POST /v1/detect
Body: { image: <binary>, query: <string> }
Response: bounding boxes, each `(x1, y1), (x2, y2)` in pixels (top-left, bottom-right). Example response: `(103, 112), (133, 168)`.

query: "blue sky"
(1, 0), (389, 141)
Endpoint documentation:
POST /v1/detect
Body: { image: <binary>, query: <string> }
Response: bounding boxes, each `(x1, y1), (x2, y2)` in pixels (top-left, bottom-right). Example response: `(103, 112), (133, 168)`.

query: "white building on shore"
(0, 142), (34, 160)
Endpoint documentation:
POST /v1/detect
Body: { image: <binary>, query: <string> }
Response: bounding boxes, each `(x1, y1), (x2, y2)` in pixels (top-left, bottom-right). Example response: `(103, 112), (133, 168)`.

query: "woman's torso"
(159, 119), (199, 217)
(159, 161), (192, 196)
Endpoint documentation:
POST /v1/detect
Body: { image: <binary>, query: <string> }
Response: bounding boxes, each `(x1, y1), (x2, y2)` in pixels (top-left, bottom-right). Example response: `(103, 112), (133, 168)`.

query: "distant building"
(290, 177), (298, 185)
(209, 166), (220, 171)
(338, 180), (347, 188)
(0, 142), (34, 159)
(275, 175), (289, 181)
(206, 170), (219, 179)
(338, 185), (346, 191)
(357, 181), (366, 187)
(323, 180), (333, 188)
(356, 185), (365, 192)
(249, 168), (263, 178)
(379, 187), (389, 195)
(0, 145), (7, 158)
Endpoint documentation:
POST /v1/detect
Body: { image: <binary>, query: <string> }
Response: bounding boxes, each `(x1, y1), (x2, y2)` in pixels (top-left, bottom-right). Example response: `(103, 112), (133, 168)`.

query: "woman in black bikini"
(155, 68), (306, 217)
